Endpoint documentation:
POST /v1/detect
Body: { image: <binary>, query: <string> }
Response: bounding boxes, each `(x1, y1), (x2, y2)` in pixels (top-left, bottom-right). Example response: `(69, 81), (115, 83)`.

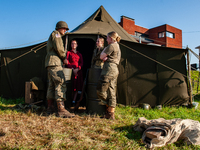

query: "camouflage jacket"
(45, 30), (66, 67)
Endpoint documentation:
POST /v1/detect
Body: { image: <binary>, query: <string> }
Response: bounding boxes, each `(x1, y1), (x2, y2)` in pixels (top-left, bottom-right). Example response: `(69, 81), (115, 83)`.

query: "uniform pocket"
(97, 75), (113, 92)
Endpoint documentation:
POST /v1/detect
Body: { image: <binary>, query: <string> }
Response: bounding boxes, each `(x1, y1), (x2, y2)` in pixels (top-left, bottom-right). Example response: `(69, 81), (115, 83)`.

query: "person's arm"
(100, 52), (108, 60)
(78, 53), (83, 70)
(100, 47), (107, 60)
(63, 59), (68, 65)
(52, 31), (66, 60)
(66, 51), (73, 68)
(100, 45), (114, 61)
(73, 53), (83, 76)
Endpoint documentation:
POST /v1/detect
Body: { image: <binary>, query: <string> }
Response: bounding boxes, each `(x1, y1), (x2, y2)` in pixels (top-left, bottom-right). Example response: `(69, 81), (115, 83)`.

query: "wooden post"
(25, 82), (34, 104)
(187, 50), (193, 106)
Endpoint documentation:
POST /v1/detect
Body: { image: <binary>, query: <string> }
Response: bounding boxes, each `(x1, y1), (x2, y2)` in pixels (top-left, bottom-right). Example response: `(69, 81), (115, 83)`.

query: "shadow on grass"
(0, 103), (48, 116)
(194, 94), (200, 103)
(0, 97), (49, 116)
(114, 125), (145, 146)
(0, 99), (87, 118)
(0, 97), (24, 109)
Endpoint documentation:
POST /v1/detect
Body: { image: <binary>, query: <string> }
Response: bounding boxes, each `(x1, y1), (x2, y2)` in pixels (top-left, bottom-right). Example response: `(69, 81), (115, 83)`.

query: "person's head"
(55, 21), (69, 35)
(71, 40), (78, 50)
(96, 37), (104, 48)
(107, 31), (121, 45)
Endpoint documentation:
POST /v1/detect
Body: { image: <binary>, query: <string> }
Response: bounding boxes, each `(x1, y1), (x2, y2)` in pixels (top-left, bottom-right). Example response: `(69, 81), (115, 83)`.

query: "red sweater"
(66, 50), (83, 70)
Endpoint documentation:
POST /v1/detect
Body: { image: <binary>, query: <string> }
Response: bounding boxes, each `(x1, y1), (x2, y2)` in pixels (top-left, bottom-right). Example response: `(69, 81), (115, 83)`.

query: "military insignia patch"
(56, 34), (61, 38)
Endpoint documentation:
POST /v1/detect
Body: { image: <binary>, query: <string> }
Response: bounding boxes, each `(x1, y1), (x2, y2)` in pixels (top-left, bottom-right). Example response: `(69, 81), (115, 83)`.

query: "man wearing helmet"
(45, 21), (75, 118)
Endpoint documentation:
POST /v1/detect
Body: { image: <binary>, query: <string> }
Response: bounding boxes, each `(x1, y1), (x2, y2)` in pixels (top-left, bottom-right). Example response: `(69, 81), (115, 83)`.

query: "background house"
(119, 16), (182, 49)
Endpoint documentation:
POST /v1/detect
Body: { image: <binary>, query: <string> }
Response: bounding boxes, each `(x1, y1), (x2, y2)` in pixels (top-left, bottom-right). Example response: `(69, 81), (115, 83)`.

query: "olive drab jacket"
(45, 30), (66, 67)
(91, 47), (104, 68)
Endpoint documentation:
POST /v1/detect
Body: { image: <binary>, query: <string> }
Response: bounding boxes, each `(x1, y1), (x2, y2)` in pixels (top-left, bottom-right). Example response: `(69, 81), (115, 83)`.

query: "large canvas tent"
(0, 6), (189, 107)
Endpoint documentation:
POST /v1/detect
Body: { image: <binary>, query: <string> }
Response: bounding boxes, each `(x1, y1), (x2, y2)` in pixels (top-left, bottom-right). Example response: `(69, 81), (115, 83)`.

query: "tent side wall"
(157, 49), (189, 105)
(0, 43), (47, 98)
(118, 40), (189, 107)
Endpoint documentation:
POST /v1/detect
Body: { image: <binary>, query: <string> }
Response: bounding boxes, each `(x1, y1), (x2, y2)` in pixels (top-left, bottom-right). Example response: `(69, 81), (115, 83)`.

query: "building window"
(135, 32), (142, 37)
(135, 32), (148, 38)
(166, 31), (174, 38)
(158, 32), (165, 38)
(158, 31), (175, 38)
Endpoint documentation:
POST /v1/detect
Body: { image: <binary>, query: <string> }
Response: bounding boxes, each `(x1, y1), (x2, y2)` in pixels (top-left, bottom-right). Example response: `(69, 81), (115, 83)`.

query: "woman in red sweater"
(64, 40), (83, 104)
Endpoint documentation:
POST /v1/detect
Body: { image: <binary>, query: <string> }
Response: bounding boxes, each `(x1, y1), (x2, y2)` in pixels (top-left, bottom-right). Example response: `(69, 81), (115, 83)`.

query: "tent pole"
(186, 50), (193, 106)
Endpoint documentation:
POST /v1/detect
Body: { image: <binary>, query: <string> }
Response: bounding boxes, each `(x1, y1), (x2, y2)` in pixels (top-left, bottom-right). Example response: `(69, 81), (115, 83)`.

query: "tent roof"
(71, 6), (137, 43)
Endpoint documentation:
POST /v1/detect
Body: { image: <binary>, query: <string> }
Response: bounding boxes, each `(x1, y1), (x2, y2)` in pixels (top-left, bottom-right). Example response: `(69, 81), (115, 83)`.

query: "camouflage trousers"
(96, 74), (118, 108)
(46, 66), (66, 102)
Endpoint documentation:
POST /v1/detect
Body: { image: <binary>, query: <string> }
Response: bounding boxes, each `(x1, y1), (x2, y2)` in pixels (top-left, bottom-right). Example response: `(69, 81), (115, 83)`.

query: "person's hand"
(103, 57), (108, 62)
(63, 59), (68, 65)
(73, 68), (79, 76)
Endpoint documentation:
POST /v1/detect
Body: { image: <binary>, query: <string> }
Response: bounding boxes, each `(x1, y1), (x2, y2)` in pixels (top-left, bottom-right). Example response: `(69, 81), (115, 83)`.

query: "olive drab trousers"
(46, 66), (66, 102)
(97, 63), (119, 108)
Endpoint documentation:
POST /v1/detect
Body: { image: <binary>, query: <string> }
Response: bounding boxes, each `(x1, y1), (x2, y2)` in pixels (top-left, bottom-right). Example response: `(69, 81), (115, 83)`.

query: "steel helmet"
(55, 21), (69, 30)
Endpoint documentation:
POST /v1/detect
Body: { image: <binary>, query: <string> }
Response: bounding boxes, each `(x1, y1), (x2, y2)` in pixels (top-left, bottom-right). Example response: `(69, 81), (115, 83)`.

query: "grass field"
(1, 96), (200, 150)
(191, 70), (200, 94)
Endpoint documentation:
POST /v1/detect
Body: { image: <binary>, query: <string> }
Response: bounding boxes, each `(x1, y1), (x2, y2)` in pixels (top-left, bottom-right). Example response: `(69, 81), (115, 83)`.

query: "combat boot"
(57, 101), (75, 118)
(104, 106), (115, 120)
(47, 99), (55, 114)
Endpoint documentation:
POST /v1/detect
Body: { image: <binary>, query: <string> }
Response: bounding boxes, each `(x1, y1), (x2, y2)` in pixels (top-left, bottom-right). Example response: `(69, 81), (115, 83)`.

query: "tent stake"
(186, 50), (193, 106)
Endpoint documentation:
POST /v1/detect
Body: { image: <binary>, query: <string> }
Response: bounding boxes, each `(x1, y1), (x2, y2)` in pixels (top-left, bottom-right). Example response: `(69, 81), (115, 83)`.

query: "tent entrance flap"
(67, 38), (96, 80)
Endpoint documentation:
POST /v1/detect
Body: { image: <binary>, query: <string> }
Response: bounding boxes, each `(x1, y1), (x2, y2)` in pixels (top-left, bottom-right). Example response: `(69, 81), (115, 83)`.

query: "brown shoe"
(102, 106), (115, 120)
(57, 101), (75, 118)
(47, 99), (55, 114)
(105, 112), (115, 120)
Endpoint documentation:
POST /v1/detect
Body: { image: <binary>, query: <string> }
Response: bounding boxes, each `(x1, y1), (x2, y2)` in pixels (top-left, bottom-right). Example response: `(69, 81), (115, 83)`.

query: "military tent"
(0, 5), (189, 107)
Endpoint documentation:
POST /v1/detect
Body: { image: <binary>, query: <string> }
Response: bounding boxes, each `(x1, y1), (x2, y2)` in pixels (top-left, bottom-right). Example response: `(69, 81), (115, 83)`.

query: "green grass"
(1, 97), (200, 149)
(0, 97), (24, 106)
(191, 70), (200, 94)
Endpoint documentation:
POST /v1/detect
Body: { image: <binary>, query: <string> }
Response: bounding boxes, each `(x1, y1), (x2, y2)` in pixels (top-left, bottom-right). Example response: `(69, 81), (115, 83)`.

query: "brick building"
(119, 16), (182, 49)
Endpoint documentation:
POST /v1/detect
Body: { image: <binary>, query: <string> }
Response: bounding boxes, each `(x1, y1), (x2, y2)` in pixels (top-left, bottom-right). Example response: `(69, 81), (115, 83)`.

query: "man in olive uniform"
(45, 21), (74, 118)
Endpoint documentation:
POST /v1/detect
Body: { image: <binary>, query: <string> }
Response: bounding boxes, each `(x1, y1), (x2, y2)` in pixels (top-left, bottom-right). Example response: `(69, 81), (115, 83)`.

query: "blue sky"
(1, 0), (200, 64)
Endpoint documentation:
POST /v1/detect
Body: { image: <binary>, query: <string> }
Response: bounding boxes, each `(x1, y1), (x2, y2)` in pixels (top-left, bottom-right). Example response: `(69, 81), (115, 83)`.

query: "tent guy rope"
(119, 42), (188, 78)
(0, 38), (48, 50)
(0, 42), (47, 68)
(101, 34), (188, 78)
